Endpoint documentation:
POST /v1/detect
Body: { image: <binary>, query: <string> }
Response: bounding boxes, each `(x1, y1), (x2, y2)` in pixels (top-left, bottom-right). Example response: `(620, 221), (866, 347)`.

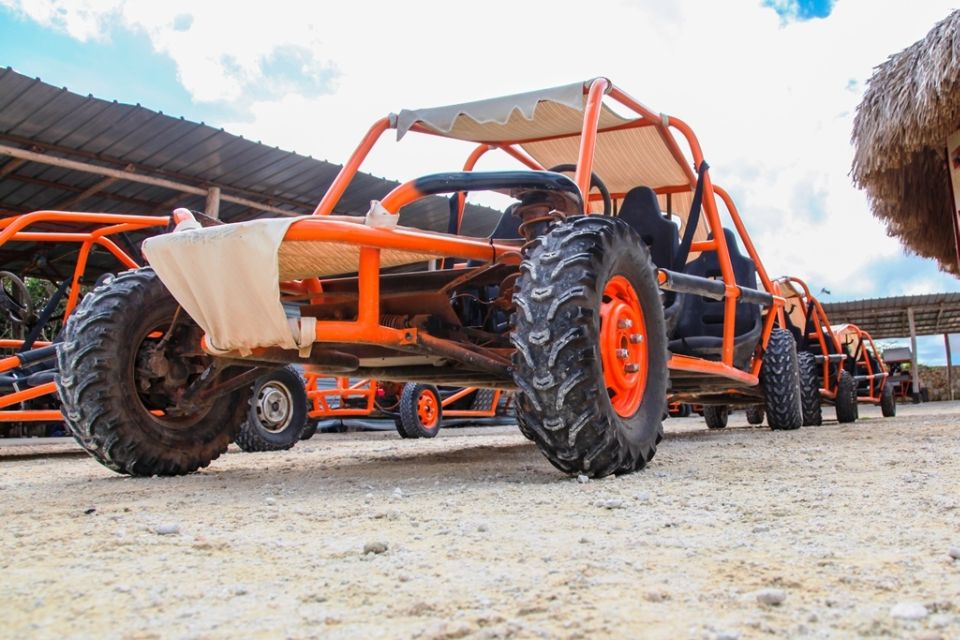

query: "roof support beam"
(0, 143), (301, 218)
(205, 186), (221, 219)
(54, 176), (118, 210)
(908, 307), (920, 400)
(0, 157), (25, 178)
(946, 333), (954, 402)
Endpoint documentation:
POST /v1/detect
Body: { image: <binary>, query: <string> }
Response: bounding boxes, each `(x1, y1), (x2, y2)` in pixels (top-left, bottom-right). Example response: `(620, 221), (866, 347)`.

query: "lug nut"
(617, 319), (633, 330)
(629, 333), (644, 344)
(624, 363), (640, 373)
(616, 348), (629, 359)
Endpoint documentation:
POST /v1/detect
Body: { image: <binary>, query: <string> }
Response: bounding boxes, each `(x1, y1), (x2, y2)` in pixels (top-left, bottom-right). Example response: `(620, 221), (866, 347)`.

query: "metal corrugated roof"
(0, 67), (501, 280)
(822, 292), (960, 339)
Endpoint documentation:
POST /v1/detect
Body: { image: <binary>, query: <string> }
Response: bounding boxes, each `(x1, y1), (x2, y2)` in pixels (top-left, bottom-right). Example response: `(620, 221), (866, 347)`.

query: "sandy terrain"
(2, 402), (959, 639)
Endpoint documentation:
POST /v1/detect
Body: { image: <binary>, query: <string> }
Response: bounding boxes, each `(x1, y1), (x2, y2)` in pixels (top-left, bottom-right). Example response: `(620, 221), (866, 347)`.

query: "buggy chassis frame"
(0, 211), (169, 422)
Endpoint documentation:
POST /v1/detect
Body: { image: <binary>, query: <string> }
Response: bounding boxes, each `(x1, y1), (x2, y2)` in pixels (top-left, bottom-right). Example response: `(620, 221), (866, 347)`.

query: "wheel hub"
(417, 390), (439, 428)
(256, 382), (293, 433)
(600, 275), (648, 418)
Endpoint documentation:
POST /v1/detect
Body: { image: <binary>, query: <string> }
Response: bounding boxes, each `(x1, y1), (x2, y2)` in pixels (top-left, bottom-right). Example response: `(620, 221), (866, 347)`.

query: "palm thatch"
(852, 10), (960, 275)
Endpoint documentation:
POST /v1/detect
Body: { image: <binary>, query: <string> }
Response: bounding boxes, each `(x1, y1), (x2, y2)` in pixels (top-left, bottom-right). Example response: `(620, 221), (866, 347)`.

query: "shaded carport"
(822, 293), (960, 400)
(0, 67), (500, 281)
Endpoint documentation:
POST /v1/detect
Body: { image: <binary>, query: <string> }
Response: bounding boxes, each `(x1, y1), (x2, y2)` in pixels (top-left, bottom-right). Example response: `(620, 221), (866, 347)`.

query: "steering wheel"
(547, 164), (612, 216)
(0, 271), (36, 331)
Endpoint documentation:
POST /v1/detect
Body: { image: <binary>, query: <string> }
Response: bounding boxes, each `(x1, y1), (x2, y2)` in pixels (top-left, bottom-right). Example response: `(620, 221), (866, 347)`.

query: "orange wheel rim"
(417, 390), (439, 428)
(600, 275), (648, 418)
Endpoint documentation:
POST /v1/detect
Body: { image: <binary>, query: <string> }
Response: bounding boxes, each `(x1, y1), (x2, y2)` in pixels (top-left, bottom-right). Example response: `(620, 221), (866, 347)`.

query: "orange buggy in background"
(832, 323), (896, 417)
(57, 78), (803, 478)
(773, 277), (860, 425)
(303, 375), (509, 438)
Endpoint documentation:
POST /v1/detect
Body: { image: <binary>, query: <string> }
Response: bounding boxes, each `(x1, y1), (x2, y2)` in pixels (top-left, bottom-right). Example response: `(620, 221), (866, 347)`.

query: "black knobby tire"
(704, 405), (729, 429)
(300, 420), (319, 440)
(56, 268), (252, 476)
(835, 370), (858, 423)
(797, 351), (823, 426)
(235, 366), (308, 452)
(511, 216), (668, 478)
(745, 405), (765, 425)
(880, 382), (896, 418)
(396, 384), (442, 438)
(761, 329), (803, 431)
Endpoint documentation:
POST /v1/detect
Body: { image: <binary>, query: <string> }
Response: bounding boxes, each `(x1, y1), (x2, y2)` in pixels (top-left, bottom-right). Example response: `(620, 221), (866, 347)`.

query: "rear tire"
(397, 384), (442, 438)
(880, 382), (896, 417)
(56, 268), (251, 476)
(798, 351), (822, 426)
(745, 405), (765, 425)
(704, 405), (729, 429)
(300, 419), (319, 440)
(511, 216), (667, 478)
(235, 366), (308, 452)
(835, 370), (858, 423)
(762, 329), (803, 431)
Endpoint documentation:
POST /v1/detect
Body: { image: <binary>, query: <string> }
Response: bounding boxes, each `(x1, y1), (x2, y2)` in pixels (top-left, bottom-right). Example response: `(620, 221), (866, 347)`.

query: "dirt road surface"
(2, 402), (959, 639)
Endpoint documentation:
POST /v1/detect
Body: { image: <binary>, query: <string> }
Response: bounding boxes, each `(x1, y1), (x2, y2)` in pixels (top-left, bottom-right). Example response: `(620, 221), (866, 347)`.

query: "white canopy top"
(395, 79), (692, 195)
(396, 79), (704, 240)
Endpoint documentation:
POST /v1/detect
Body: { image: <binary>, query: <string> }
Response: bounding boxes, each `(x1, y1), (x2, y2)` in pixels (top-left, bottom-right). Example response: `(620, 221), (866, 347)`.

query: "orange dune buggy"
(57, 78), (801, 477)
(832, 323), (896, 417)
(771, 277), (860, 425)
(301, 375), (508, 439)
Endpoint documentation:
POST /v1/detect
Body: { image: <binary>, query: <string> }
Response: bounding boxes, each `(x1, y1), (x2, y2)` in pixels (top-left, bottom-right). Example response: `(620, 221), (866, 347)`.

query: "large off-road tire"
(235, 366), (308, 452)
(703, 405), (729, 429)
(797, 351), (823, 426)
(396, 384), (442, 438)
(761, 329), (803, 431)
(745, 405), (765, 425)
(511, 216), (668, 478)
(56, 268), (252, 476)
(880, 382), (896, 418)
(835, 370), (858, 423)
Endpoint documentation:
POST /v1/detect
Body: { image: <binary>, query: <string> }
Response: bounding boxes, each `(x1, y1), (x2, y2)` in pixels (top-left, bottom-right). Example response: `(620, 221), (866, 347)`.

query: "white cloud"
(4, 0), (959, 298)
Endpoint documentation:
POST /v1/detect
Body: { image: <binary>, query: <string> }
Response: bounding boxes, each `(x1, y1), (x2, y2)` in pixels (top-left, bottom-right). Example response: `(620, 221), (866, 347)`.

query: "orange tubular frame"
(203, 78), (781, 395)
(305, 374), (504, 421)
(0, 211), (169, 424)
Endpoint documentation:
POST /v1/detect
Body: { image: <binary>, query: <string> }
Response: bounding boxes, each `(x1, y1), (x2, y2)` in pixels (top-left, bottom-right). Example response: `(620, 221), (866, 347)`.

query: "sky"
(0, 0), (959, 364)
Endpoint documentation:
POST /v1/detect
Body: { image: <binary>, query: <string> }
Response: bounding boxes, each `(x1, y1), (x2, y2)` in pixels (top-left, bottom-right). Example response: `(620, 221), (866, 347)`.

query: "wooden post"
(205, 186), (221, 219)
(946, 333), (954, 401)
(908, 307), (920, 402)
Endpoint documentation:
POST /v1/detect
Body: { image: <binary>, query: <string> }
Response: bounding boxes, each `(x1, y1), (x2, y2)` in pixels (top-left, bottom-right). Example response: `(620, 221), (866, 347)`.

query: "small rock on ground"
(756, 588), (786, 606)
(890, 602), (928, 621)
(154, 523), (180, 536)
(363, 541), (388, 555)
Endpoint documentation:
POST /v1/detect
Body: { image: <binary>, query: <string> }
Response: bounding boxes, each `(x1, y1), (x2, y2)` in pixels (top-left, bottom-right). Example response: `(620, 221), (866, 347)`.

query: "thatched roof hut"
(852, 10), (960, 276)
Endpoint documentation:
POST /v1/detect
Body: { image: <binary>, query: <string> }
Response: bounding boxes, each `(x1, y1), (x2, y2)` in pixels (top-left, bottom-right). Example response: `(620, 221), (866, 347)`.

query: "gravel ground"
(2, 401), (960, 639)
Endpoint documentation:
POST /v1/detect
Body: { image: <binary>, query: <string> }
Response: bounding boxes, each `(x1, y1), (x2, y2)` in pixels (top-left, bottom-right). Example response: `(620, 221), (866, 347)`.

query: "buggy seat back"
(669, 228), (761, 366)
